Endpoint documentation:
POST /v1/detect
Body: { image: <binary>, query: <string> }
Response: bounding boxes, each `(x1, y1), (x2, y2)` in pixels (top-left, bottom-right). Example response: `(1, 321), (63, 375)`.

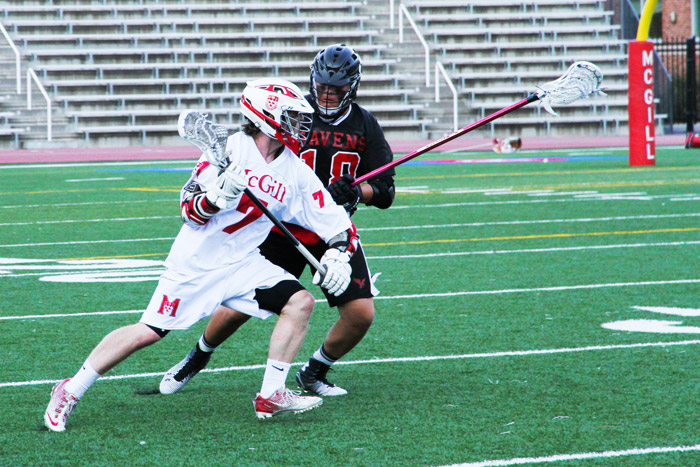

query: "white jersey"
(165, 131), (352, 276)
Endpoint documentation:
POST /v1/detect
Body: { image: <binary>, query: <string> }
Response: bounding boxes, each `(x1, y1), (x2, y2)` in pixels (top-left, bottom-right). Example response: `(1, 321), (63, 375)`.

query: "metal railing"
(0, 22), (21, 94)
(398, 4), (430, 86)
(655, 36), (699, 131)
(618, 0), (642, 40)
(390, 0), (395, 29)
(27, 69), (52, 141)
(434, 62), (458, 131)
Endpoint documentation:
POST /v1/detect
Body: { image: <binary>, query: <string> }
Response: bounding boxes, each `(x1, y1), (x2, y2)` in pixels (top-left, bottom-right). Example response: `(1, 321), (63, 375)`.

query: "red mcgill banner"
(628, 40), (656, 166)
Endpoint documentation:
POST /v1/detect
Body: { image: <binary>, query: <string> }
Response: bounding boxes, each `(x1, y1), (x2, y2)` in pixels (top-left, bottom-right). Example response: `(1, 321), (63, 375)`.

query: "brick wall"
(663, 0), (693, 39)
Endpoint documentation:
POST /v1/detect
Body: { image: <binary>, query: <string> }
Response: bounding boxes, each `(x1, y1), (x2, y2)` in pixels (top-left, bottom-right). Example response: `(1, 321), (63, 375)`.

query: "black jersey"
(299, 102), (395, 187)
(260, 102), (392, 306)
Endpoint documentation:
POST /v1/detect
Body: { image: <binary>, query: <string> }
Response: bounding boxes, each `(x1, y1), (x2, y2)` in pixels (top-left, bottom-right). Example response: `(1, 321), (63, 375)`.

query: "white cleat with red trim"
(253, 386), (322, 419)
(44, 378), (80, 432)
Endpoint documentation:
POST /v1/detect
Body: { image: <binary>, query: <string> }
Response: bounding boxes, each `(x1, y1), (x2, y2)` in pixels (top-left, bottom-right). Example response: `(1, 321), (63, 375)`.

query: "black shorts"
(254, 279), (306, 315)
(258, 230), (374, 308)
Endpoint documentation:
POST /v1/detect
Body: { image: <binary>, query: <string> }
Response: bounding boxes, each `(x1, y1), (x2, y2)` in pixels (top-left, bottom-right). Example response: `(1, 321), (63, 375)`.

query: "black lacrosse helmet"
(309, 44), (362, 118)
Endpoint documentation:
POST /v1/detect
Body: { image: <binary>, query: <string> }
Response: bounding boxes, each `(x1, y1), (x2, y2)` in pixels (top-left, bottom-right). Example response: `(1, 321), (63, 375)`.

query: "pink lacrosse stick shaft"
(353, 92), (539, 186)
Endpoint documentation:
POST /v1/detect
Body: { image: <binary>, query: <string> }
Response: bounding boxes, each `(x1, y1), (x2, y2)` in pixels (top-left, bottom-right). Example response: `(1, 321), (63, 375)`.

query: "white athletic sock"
(64, 359), (101, 399)
(312, 345), (337, 366)
(198, 335), (216, 353)
(259, 359), (291, 398)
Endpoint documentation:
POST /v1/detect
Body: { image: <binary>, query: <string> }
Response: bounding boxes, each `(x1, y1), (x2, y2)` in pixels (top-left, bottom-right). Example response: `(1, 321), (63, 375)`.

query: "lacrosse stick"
(177, 110), (328, 275)
(353, 61), (605, 185)
(242, 188), (327, 275)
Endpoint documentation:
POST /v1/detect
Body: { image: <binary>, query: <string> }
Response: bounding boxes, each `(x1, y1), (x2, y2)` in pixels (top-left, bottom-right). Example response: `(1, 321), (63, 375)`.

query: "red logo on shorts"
(157, 295), (181, 317)
(352, 278), (366, 289)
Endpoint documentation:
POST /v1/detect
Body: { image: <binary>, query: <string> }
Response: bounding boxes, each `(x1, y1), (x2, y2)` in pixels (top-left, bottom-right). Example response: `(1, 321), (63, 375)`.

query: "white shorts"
(140, 254), (298, 331)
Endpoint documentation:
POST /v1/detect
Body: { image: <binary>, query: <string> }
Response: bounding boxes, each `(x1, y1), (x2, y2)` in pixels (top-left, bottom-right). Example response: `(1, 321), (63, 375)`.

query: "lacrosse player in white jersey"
(44, 78), (359, 432)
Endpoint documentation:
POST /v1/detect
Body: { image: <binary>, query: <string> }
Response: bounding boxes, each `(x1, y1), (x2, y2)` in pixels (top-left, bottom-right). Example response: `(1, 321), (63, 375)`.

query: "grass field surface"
(2, 146), (700, 466)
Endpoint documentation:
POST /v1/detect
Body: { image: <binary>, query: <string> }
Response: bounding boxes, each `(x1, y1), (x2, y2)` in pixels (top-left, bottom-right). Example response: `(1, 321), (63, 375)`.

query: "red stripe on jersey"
(194, 161), (210, 177)
(272, 223), (323, 246)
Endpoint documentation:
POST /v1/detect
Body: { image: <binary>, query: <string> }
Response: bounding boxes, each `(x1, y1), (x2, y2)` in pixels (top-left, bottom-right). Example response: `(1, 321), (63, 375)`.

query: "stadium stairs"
(0, 0), (648, 150)
(388, 0), (662, 140)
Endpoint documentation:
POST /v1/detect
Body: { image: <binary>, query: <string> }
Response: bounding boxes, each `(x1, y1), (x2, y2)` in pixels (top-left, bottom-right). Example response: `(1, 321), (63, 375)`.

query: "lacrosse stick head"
(536, 61), (605, 116)
(178, 110), (231, 168)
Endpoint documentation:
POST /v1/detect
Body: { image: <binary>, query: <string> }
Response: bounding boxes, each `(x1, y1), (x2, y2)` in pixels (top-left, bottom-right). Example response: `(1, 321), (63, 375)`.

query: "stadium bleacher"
(0, 0), (427, 148)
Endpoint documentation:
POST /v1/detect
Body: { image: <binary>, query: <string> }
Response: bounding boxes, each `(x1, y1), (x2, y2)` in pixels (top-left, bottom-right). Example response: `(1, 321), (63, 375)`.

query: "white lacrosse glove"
(205, 165), (248, 210)
(312, 248), (352, 297)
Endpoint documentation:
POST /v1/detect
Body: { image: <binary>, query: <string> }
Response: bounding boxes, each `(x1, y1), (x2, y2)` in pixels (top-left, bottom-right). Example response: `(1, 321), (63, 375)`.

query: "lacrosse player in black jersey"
(160, 44), (396, 397)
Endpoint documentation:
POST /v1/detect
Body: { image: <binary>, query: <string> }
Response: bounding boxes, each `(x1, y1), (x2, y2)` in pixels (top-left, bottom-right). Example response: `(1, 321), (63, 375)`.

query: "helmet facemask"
(310, 79), (358, 119)
(278, 108), (313, 154)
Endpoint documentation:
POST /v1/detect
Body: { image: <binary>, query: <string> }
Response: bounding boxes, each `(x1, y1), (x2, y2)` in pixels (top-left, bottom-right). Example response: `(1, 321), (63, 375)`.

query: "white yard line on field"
(65, 177), (125, 182)
(0, 237), (175, 248)
(386, 193), (690, 210)
(369, 279), (700, 300)
(0, 199), (173, 209)
(3, 339), (700, 388)
(366, 240), (700, 259)
(359, 212), (700, 232)
(2, 238), (700, 256)
(1, 192), (692, 218)
(0, 215), (175, 227)
(0, 310), (144, 320)
(3, 278), (700, 320)
(4, 211), (700, 234)
(437, 443), (700, 467)
(1, 240), (699, 278)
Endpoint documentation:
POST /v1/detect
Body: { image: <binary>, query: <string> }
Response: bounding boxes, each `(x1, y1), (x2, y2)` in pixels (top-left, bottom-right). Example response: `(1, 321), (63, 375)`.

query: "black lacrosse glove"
(328, 174), (362, 213)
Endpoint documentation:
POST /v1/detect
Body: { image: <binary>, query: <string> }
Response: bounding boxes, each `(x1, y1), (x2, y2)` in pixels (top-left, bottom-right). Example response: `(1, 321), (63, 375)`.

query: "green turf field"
(3, 146), (700, 466)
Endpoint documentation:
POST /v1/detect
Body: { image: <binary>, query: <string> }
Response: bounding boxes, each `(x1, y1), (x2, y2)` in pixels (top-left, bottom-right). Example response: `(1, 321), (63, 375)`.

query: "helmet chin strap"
(318, 105), (351, 123)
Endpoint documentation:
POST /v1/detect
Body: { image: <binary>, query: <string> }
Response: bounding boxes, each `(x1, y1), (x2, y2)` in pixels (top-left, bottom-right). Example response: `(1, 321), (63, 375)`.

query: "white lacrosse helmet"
(240, 78), (314, 154)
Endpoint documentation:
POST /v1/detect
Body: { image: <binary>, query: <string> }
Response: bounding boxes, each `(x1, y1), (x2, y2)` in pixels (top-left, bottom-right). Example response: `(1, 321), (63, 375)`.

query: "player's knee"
(355, 309), (374, 332)
(138, 323), (167, 347)
(216, 305), (251, 327)
(341, 299), (375, 330)
(282, 290), (315, 320)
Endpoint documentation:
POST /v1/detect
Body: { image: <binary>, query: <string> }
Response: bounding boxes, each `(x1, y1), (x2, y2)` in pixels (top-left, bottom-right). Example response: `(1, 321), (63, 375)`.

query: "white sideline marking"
(0, 310), (143, 320)
(4, 210), (700, 245)
(3, 278), (700, 321)
(65, 177), (125, 182)
(360, 212), (700, 232)
(0, 199), (172, 209)
(386, 193), (686, 210)
(367, 240), (700, 260)
(3, 339), (700, 388)
(374, 278), (700, 300)
(1, 194), (688, 226)
(0, 239), (698, 259)
(0, 237), (175, 248)
(0, 215), (175, 227)
(438, 443), (700, 467)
